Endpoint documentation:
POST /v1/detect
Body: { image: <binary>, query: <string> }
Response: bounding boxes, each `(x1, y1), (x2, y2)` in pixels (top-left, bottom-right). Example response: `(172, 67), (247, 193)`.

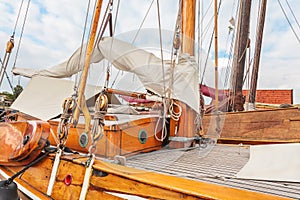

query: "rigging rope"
(109, 0), (121, 89)
(277, 0), (300, 43)
(154, 99), (168, 142)
(154, 0), (168, 142)
(224, 3), (239, 89)
(169, 99), (182, 121)
(284, 0), (300, 32)
(0, 59), (13, 91)
(132, 0), (155, 44)
(89, 90), (108, 154)
(3, 142), (56, 186)
(197, 0), (202, 77)
(113, 0), (120, 33)
(0, 0), (31, 88)
(12, 0), (25, 35)
(156, 0), (166, 96)
(199, 0), (222, 86)
(96, 0), (114, 44)
(73, 0), (92, 91)
(58, 97), (75, 146)
(169, 0), (184, 99)
(110, 0), (157, 89)
(104, 1), (114, 89)
(199, 1), (214, 43)
(222, 0), (236, 83)
(197, 0), (214, 78)
(12, 0), (31, 70)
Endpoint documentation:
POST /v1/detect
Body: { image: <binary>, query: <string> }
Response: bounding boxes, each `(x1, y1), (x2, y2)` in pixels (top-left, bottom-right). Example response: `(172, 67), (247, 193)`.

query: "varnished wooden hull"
(16, 112), (164, 159)
(0, 153), (290, 200)
(0, 121), (50, 166)
(203, 107), (300, 144)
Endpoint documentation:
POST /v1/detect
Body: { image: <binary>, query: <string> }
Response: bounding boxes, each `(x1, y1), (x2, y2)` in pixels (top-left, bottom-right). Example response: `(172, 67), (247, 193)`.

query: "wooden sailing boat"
(0, 0), (299, 199)
(201, 0), (300, 145)
(7, 0), (201, 158)
(0, 0), (203, 199)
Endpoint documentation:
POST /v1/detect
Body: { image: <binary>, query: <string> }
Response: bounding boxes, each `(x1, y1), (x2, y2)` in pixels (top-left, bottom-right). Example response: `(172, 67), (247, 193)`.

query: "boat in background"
(201, 0), (300, 145)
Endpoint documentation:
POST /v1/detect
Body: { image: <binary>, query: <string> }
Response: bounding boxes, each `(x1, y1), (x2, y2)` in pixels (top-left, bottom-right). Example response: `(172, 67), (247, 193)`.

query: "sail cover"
(13, 37), (200, 113)
(11, 76), (102, 120)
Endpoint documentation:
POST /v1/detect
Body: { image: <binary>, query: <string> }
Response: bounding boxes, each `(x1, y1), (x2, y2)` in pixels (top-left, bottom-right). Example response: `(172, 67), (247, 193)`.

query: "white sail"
(11, 76), (102, 120)
(13, 37), (199, 113)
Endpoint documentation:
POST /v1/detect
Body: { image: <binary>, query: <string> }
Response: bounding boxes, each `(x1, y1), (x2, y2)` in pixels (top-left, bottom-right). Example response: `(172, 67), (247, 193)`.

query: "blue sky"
(0, 0), (300, 103)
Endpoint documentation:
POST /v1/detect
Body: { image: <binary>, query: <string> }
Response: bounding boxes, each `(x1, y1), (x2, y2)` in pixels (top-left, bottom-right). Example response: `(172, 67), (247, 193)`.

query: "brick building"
(201, 85), (293, 105)
(242, 89), (293, 104)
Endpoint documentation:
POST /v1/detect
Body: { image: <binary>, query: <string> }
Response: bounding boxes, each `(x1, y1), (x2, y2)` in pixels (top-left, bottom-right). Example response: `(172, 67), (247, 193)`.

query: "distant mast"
(231, 0), (252, 111)
(214, 0), (219, 111)
(248, 0), (267, 110)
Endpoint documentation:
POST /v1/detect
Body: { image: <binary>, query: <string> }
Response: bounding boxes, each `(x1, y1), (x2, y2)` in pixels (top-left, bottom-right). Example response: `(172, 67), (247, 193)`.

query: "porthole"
(138, 129), (148, 144)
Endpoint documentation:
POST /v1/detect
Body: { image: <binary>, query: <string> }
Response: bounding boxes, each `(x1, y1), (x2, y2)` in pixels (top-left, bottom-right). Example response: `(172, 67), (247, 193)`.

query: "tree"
(13, 85), (23, 100)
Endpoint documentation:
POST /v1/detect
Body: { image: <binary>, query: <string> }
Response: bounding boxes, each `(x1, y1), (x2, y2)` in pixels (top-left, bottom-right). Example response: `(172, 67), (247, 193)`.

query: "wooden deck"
(126, 144), (300, 199)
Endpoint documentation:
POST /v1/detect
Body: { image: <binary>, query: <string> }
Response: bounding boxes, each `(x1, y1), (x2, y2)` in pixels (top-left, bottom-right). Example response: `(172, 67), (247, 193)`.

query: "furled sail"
(12, 43), (103, 78)
(13, 37), (199, 113)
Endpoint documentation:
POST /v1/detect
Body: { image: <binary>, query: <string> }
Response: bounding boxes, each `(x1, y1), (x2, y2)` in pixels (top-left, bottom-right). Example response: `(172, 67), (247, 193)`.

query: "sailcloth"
(236, 143), (300, 182)
(13, 37), (200, 113)
(11, 76), (103, 121)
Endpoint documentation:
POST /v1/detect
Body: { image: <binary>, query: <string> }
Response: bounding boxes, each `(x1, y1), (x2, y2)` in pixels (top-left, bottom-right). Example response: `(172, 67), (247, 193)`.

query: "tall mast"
(181, 0), (196, 55)
(248, 0), (267, 109)
(214, 0), (218, 111)
(169, 0), (196, 148)
(73, 0), (103, 127)
(231, 0), (252, 111)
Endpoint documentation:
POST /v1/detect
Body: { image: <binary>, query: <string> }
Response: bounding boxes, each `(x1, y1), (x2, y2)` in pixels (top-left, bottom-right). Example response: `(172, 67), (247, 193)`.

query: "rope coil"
(169, 100), (182, 121)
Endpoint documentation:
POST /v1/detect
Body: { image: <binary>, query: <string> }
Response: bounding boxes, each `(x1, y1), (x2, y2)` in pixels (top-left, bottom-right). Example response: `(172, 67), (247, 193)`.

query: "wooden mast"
(248, 0), (267, 109)
(169, 0), (196, 148)
(181, 0), (196, 55)
(214, 0), (219, 111)
(231, 0), (252, 111)
(73, 0), (103, 129)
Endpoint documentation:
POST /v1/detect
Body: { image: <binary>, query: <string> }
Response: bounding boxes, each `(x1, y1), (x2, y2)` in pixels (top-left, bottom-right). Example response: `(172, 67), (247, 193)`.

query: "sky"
(0, 0), (300, 103)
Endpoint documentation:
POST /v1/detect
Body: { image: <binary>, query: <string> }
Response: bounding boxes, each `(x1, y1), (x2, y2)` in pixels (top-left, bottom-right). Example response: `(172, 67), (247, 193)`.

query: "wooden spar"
(248, 0), (267, 107)
(231, 0), (251, 111)
(73, 0), (103, 128)
(181, 0), (196, 55)
(106, 88), (147, 99)
(214, 0), (219, 111)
